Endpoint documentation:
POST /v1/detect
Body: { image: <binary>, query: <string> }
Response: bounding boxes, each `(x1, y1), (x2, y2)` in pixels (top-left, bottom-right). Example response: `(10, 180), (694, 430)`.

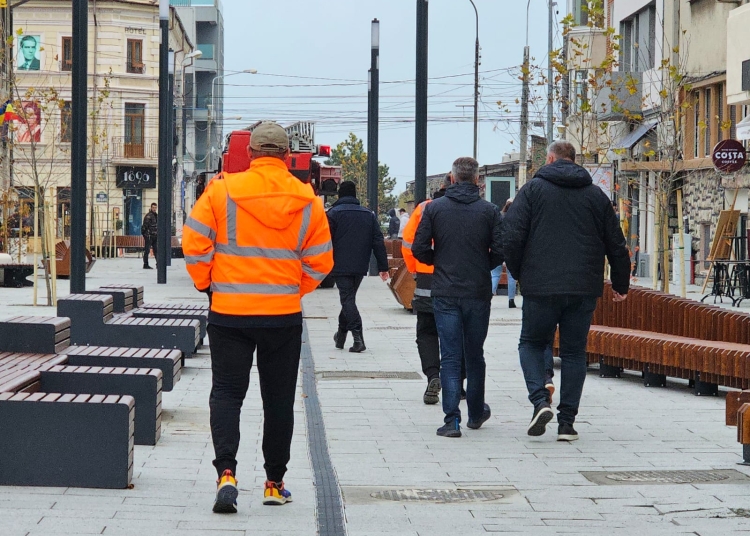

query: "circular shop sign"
(712, 139), (747, 173)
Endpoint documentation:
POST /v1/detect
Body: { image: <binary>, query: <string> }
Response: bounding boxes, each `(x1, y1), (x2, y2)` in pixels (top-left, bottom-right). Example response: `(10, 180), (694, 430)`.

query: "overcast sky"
(222, 0), (556, 193)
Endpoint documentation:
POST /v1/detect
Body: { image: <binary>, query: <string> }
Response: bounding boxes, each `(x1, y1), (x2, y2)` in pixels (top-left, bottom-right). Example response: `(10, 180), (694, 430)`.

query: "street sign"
(95, 192), (107, 203)
(712, 139), (747, 173)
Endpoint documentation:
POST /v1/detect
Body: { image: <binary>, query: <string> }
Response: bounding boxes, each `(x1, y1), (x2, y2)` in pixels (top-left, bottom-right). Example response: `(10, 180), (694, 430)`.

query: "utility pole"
(414, 0), (428, 205)
(367, 18), (380, 276)
(157, 0), (169, 284)
(518, 45), (530, 188)
(70, 0), (88, 293)
(547, 0), (554, 144)
(166, 49), (174, 267)
(469, 0), (479, 160)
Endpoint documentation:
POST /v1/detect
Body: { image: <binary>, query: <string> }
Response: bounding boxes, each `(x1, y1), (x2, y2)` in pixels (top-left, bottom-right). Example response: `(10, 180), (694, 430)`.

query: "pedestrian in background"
(388, 209), (400, 239)
(398, 208), (409, 238)
(327, 180), (389, 353)
(413, 157), (503, 438)
(183, 121), (334, 512)
(402, 175), (455, 405)
(491, 199), (517, 307)
(141, 203), (158, 270)
(502, 140), (630, 442)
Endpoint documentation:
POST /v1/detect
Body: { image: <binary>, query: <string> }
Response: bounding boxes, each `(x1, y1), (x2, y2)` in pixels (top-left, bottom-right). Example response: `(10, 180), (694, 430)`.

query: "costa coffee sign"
(712, 139), (747, 173)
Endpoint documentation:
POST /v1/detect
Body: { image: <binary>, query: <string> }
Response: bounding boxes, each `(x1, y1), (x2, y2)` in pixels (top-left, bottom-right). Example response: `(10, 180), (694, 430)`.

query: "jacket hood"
(534, 159), (592, 188)
(445, 182), (480, 204)
(223, 157), (316, 230)
(333, 196), (361, 207)
(388, 208), (397, 217)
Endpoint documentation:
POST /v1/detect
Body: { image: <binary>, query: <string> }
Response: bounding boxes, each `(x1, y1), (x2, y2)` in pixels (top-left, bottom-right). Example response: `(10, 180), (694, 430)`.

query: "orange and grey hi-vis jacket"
(183, 157), (333, 326)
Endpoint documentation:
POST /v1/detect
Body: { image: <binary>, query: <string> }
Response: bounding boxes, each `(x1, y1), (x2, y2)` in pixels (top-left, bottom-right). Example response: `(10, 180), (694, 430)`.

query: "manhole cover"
(370, 489), (506, 503)
(582, 470), (750, 485)
(318, 371), (422, 380)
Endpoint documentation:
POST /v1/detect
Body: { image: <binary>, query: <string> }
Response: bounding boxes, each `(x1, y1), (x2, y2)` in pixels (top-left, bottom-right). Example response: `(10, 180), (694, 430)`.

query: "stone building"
(6, 0), (195, 245)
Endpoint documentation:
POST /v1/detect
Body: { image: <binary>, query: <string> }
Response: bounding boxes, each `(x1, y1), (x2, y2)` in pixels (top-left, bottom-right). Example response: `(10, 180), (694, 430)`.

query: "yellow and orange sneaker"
(213, 469), (238, 514)
(263, 480), (293, 506)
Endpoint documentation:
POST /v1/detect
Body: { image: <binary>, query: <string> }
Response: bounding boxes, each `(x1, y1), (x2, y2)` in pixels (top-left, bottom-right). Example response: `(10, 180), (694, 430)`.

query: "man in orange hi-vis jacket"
(183, 122), (333, 514)
(402, 175), (457, 406)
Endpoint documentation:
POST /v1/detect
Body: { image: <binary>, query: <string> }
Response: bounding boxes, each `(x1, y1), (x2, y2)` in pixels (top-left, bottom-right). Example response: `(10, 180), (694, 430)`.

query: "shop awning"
(736, 115), (750, 141)
(612, 121), (658, 150)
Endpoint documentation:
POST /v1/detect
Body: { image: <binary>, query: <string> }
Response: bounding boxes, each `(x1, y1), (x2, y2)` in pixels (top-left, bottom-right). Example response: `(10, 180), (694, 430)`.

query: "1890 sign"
(712, 140), (747, 173)
(115, 166), (156, 189)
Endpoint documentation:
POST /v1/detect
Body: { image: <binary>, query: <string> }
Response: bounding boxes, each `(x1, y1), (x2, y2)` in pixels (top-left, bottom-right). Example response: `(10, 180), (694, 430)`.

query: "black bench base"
(0, 396), (133, 488)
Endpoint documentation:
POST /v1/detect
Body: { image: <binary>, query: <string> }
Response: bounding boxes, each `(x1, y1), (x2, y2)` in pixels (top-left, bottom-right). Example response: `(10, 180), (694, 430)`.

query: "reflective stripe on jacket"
(401, 200), (433, 276)
(182, 157), (334, 317)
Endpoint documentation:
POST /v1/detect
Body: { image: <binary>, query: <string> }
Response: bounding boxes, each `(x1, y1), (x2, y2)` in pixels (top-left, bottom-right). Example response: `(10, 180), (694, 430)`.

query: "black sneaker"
(436, 418), (461, 438)
(467, 403), (491, 430)
(143, 265), (153, 270)
(509, 299), (516, 308)
(423, 377), (441, 405)
(557, 423), (579, 442)
(527, 404), (554, 436)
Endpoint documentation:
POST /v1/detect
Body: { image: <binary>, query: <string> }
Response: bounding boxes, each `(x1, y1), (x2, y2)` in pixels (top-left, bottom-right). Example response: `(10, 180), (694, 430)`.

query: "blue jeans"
(433, 297), (491, 424)
(507, 270), (516, 300)
(519, 295), (597, 425)
(491, 265), (503, 294)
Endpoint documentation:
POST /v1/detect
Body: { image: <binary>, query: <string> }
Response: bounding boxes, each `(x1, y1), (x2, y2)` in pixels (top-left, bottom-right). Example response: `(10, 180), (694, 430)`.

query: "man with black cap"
(327, 180), (389, 352)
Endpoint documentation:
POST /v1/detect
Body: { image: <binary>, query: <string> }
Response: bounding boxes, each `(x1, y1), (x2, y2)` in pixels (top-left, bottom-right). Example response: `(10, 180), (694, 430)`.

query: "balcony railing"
(170, 0), (217, 6)
(111, 137), (158, 160)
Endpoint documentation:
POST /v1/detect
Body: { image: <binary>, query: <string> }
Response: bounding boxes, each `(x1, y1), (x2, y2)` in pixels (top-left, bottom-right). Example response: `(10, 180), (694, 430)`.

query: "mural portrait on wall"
(16, 101), (41, 143)
(17, 34), (41, 71)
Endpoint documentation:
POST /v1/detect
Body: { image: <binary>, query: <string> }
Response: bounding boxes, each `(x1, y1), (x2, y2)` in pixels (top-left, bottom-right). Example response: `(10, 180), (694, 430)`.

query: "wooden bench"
(0, 316), (183, 391)
(131, 307), (207, 342)
(0, 360), (135, 488)
(738, 403), (750, 464)
(85, 287), (135, 313)
(101, 284), (144, 307)
(554, 283), (750, 396)
(0, 316), (71, 353)
(0, 353), (163, 446)
(114, 236), (183, 258)
(54, 240), (96, 278)
(0, 263), (34, 287)
(58, 294), (200, 357)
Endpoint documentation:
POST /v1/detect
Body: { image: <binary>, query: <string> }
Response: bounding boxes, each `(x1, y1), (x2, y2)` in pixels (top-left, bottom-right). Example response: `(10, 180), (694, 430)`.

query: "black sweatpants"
(143, 234), (157, 266)
(207, 323), (302, 483)
(416, 311), (440, 380)
(336, 275), (364, 332)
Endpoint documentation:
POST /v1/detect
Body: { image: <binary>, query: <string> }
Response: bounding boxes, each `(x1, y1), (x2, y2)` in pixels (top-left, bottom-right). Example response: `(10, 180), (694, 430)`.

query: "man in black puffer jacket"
(502, 140), (630, 442)
(413, 157), (503, 438)
(327, 181), (389, 353)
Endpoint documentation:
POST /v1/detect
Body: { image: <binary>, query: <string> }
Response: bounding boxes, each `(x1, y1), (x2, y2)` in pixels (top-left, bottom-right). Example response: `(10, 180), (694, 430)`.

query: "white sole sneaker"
(527, 407), (554, 436)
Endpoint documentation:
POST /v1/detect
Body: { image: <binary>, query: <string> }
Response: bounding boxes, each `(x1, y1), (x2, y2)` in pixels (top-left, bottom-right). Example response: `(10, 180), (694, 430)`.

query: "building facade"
(6, 0), (194, 245)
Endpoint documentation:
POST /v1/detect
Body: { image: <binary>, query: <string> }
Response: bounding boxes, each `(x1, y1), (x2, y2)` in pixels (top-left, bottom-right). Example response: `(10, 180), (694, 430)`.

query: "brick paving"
(0, 260), (749, 535)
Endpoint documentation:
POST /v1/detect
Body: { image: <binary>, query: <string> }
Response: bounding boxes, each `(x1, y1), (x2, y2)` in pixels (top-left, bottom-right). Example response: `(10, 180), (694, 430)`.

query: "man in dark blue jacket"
(413, 157), (503, 438)
(502, 141), (630, 442)
(327, 181), (389, 352)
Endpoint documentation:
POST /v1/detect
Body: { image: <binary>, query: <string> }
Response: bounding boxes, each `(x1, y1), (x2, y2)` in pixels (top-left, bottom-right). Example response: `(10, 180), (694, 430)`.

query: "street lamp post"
(414, 0), (428, 206)
(468, 0), (479, 160)
(157, 0), (169, 283)
(206, 69), (257, 172)
(367, 18), (380, 276)
(175, 50), (202, 230)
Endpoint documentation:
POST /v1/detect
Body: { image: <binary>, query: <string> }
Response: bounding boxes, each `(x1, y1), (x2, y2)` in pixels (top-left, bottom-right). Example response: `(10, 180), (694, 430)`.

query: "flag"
(2, 102), (19, 124)
(0, 101), (6, 126)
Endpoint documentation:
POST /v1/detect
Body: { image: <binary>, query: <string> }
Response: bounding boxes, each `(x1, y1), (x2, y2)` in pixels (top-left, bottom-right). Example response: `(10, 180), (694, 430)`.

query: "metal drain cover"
(582, 469), (750, 485)
(341, 486), (520, 505)
(371, 489), (506, 503)
(317, 371), (422, 380)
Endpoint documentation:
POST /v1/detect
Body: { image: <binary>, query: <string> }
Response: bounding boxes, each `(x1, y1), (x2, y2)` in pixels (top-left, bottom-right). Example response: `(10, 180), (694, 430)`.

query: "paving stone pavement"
(0, 259), (749, 535)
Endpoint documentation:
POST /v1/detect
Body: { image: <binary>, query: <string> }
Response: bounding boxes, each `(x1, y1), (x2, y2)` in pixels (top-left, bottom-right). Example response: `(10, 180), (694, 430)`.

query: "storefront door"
(123, 190), (142, 236)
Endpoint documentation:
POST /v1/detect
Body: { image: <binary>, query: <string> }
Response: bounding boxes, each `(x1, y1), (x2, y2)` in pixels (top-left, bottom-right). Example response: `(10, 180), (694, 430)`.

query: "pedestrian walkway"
(0, 261), (748, 535)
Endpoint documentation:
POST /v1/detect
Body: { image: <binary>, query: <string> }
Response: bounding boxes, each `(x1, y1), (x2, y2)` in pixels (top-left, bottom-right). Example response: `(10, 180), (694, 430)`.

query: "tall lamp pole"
(157, 0), (169, 283)
(367, 19), (380, 276)
(547, 0), (554, 144)
(207, 69), (256, 172)
(468, 0), (479, 160)
(518, 0), (532, 189)
(70, 0), (88, 293)
(414, 0), (428, 205)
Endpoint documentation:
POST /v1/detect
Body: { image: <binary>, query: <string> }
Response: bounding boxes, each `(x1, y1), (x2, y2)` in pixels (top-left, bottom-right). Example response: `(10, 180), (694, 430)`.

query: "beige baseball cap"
(250, 121), (289, 152)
